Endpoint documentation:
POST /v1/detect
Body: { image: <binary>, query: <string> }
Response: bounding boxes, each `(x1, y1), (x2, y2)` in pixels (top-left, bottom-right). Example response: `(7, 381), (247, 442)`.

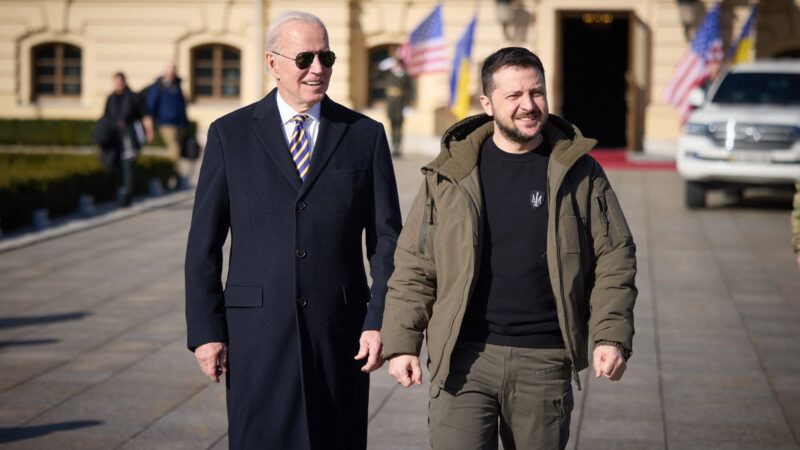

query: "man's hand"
(195, 342), (228, 383)
(796, 254), (800, 272)
(354, 330), (383, 373)
(593, 345), (626, 381)
(387, 354), (422, 387)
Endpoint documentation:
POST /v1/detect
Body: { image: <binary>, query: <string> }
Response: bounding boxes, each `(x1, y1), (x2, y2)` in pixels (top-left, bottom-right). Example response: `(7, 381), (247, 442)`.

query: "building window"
(192, 44), (241, 100)
(32, 43), (81, 100)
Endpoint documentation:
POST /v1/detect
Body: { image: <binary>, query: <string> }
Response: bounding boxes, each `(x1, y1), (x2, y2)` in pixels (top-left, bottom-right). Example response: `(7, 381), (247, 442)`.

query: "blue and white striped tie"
(289, 114), (311, 181)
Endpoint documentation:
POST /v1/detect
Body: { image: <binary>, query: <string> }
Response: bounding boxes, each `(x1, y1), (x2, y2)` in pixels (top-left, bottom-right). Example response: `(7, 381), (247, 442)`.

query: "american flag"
(662, 4), (723, 123)
(402, 4), (448, 77)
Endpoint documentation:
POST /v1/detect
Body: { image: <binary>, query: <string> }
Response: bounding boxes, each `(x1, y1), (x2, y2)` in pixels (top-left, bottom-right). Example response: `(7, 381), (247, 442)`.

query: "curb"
(0, 190), (195, 254)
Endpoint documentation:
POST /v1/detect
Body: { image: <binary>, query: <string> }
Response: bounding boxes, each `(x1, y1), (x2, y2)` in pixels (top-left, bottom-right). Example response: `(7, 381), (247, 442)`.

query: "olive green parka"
(381, 114), (637, 393)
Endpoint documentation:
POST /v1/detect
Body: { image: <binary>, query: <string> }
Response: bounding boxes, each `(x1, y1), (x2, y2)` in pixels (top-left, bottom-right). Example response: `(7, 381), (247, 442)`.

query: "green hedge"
(0, 153), (175, 232)
(0, 119), (197, 147)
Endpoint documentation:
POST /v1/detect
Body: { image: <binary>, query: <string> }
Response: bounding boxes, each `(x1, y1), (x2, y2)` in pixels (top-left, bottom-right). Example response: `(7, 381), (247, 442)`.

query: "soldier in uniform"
(382, 57), (411, 157)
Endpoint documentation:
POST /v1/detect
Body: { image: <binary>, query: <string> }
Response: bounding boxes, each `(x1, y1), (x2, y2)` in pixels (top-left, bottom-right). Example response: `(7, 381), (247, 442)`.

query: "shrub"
(0, 119), (197, 147)
(0, 153), (175, 232)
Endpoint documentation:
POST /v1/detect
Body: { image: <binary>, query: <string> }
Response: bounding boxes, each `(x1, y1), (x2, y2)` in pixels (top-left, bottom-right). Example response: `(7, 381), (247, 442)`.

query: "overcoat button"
(298, 201), (307, 210)
(297, 297), (308, 307)
(296, 249), (307, 258)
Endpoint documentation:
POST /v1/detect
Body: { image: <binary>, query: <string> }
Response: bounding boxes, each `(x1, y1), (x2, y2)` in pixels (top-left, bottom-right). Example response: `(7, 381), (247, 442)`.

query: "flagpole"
(727, 3), (757, 66)
(748, 2), (757, 63)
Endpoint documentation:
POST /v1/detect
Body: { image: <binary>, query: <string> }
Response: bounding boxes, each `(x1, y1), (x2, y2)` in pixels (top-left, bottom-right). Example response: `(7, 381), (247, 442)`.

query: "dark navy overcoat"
(185, 90), (402, 450)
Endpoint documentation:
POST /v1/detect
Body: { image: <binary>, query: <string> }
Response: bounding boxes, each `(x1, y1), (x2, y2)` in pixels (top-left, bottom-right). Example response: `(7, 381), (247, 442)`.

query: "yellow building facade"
(1, 0), (798, 155)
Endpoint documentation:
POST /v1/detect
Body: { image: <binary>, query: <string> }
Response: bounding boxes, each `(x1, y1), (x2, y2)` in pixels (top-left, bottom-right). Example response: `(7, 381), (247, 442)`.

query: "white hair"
(264, 11), (328, 52)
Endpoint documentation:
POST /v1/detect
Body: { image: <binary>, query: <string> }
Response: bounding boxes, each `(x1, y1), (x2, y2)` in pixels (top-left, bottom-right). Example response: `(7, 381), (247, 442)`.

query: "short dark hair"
(113, 72), (127, 83)
(481, 47), (545, 95)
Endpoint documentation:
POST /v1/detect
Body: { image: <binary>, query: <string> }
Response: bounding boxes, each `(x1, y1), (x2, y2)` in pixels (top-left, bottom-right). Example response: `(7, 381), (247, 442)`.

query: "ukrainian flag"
(729, 5), (756, 64)
(449, 16), (477, 120)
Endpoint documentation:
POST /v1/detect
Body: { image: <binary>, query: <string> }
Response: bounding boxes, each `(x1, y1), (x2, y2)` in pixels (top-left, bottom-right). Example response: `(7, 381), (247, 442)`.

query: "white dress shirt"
(276, 91), (321, 159)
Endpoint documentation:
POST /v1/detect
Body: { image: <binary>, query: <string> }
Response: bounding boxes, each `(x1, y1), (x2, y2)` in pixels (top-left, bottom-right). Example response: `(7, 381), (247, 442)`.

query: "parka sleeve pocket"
(604, 190), (633, 242)
(224, 285), (263, 308)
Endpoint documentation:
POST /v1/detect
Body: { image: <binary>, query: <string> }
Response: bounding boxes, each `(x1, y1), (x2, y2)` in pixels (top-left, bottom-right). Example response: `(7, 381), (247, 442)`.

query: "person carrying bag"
(97, 72), (153, 206)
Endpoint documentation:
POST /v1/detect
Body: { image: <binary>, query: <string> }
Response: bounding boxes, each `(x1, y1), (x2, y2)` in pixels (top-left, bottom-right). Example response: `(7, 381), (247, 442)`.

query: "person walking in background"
(381, 47), (637, 450)
(99, 72), (153, 207)
(380, 56), (411, 157)
(184, 11), (402, 450)
(146, 63), (190, 189)
(792, 181), (800, 271)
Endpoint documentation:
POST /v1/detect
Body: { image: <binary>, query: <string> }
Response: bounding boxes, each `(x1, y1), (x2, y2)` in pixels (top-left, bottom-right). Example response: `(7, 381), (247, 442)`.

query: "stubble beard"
(495, 115), (544, 146)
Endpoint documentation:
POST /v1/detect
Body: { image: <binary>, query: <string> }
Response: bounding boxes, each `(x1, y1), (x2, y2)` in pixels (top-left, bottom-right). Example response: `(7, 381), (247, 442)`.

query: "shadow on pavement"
(704, 189), (794, 210)
(163, 200), (194, 211)
(728, 195), (793, 210)
(0, 420), (103, 443)
(0, 312), (91, 330)
(0, 338), (58, 349)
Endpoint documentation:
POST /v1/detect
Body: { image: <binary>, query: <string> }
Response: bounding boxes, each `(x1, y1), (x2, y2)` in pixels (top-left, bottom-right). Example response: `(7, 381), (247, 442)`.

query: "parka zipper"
(553, 190), (582, 391)
(423, 168), (483, 387)
(547, 159), (592, 391)
(440, 181), (483, 378)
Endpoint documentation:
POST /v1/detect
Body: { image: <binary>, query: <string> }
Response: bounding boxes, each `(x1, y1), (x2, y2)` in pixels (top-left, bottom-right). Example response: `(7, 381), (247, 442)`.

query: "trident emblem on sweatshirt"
(529, 190), (545, 209)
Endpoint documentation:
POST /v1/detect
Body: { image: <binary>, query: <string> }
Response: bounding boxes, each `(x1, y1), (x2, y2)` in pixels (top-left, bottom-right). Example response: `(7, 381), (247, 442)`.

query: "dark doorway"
(774, 48), (800, 58)
(560, 13), (629, 149)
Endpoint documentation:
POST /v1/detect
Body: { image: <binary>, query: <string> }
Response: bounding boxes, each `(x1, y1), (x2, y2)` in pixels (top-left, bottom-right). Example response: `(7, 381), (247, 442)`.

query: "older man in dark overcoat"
(184, 11), (402, 450)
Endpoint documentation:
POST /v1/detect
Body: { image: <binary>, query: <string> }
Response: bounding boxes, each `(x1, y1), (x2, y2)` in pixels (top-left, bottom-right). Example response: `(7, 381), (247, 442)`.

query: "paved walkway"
(0, 155), (798, 449)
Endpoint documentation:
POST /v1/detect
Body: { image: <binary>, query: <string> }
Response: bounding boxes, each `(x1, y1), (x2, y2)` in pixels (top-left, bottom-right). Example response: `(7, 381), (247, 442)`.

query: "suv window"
(711, 73), (800, 105)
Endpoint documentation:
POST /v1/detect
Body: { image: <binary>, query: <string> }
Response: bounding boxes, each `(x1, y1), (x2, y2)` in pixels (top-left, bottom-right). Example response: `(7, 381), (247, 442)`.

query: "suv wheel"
(686, 181), (707, 208)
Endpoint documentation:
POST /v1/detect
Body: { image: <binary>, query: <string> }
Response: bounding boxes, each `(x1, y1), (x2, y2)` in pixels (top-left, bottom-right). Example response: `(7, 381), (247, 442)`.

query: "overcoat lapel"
(252, 92), (302, 191)
(299, 96), (347, 196)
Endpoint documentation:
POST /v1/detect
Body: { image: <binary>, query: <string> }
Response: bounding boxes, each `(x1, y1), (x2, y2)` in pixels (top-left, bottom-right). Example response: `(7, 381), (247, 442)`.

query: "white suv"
(676, 60), (800, 208)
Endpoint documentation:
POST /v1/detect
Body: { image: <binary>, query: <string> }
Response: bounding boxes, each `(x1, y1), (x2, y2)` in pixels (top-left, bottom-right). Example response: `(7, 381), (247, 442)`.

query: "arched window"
(191, 44), (241, 100)
(31, 42), (81, 100)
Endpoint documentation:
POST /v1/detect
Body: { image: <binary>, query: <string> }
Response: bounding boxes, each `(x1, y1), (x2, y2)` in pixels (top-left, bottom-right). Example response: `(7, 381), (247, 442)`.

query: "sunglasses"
(271, 50), (336, 69)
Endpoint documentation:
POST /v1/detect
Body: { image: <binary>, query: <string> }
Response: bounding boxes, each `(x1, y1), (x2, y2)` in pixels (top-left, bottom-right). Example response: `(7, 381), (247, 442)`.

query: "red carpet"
(589, 149), (676, 171)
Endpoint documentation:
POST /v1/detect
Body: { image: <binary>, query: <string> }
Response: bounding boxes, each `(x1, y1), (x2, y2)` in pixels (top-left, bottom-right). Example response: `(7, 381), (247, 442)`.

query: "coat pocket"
(224, 285), (263, 308)
(343, 282), (370, 305)
(331, 168), (367, 210)
(248, 195), (281, 224)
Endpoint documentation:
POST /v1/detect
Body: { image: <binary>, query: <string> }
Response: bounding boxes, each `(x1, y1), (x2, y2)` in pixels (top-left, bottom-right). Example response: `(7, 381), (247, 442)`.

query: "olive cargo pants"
(428, 341), (573, 450)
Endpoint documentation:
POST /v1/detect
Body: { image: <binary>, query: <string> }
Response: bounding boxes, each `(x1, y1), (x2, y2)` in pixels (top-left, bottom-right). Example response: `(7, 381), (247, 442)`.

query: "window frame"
(191, 43), (241, 101)
(31, 42), (82, 101)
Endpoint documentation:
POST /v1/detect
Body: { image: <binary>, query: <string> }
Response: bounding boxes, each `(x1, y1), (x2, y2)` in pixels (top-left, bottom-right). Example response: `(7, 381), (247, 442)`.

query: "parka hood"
(426, 113), (598, 181)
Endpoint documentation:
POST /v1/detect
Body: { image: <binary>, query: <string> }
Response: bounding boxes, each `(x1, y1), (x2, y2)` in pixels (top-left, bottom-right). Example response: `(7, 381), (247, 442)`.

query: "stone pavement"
(0, 155), (799, 449)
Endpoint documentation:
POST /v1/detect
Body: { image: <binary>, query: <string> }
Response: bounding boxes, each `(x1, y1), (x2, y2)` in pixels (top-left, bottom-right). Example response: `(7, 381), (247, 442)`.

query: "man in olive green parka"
(381, 47), (637, 450)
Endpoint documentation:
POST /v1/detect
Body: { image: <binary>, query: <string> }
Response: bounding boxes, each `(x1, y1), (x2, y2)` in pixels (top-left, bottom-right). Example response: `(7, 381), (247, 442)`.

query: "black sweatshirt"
(459, 136), (564, 348)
